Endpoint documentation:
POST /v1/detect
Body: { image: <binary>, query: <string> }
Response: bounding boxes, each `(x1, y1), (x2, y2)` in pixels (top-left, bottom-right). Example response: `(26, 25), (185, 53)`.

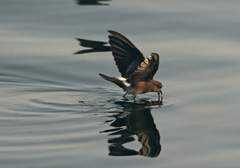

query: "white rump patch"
(118, 77), (127, 81)
(117, 77), (130, 87)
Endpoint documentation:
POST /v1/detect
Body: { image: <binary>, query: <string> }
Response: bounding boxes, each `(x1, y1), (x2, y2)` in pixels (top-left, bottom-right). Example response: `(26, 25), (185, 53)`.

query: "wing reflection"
(101, 101), (161, 157)
(76, 0), (112, 6)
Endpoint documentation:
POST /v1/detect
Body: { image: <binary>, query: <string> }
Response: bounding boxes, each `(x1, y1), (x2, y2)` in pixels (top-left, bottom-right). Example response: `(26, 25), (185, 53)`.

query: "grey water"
(0, 0), (240, 167)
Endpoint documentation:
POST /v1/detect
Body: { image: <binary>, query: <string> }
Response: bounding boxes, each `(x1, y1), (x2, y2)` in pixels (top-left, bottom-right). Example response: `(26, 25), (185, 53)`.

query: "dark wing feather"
(76, 38), (107, 48)
(128, 53), (159, 84)
(108, 30), (145, 78)
(75, 38), (111, 54)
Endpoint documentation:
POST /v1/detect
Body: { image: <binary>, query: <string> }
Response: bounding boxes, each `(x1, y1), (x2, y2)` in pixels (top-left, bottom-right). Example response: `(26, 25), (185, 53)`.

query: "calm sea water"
(0, 0), (240, 167)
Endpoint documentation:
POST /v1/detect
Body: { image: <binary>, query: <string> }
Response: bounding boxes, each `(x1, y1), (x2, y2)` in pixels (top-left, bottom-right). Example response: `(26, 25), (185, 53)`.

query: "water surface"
(0, 0), (240, 168)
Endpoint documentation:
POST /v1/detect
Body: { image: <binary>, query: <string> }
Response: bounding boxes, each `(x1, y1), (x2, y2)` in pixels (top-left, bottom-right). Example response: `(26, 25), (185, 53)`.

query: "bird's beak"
(157, 90), (163, 103)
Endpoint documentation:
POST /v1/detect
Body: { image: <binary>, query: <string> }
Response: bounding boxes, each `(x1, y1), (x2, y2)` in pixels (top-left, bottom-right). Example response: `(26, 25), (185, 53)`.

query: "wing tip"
(151, 52), (160, 60)
(108, 30), (124, 38)
(99, 73), (108, 80)
(75, 37), (82, 45)
(108, 30), (116, 34)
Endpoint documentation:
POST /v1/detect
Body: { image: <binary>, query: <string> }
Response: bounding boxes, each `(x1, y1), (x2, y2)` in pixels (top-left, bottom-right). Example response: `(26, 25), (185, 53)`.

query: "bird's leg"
(133, 95), (136, 102)
(123, 92), (128, 99)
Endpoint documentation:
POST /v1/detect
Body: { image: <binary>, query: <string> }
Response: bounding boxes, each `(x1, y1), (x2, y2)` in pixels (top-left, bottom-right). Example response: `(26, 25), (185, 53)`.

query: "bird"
(76, 30), (163, 102)
(76, 0), (111, 5)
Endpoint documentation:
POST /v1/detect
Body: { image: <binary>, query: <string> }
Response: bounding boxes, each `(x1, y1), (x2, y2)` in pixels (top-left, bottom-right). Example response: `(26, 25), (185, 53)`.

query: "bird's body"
(130, 80), (162, 95)
(76, 30), (163, 102)
(99, 73), (162, 101)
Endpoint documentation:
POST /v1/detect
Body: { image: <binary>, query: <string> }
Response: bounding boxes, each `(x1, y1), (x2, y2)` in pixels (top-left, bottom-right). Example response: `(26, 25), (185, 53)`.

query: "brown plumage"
(76, 30), (163, 102)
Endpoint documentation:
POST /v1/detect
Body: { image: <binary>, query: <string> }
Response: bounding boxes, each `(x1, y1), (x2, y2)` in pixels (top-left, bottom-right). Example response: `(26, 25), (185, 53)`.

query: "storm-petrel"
(76, 30), (163, 102)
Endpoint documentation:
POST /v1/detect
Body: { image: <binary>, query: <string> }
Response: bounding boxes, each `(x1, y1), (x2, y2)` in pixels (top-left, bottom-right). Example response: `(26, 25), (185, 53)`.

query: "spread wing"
(108, 30), (145, 78)
(128, 53), (159, 84)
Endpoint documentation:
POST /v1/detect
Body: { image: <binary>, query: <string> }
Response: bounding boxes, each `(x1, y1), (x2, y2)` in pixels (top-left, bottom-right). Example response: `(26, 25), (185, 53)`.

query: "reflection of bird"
(76, 0), (111, 5)
(100, 101), (161, 157)
(76, 30), (163, 102)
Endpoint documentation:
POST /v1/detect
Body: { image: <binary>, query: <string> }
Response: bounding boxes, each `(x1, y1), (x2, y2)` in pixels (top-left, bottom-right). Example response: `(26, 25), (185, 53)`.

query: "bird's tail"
(99, 73), (127, 90)
(74, 38), (111, 54)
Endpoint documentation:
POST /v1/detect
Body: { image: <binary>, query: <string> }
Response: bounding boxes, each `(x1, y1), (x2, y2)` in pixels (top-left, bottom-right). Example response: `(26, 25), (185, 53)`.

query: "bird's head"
(151, 80), (162, 92)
